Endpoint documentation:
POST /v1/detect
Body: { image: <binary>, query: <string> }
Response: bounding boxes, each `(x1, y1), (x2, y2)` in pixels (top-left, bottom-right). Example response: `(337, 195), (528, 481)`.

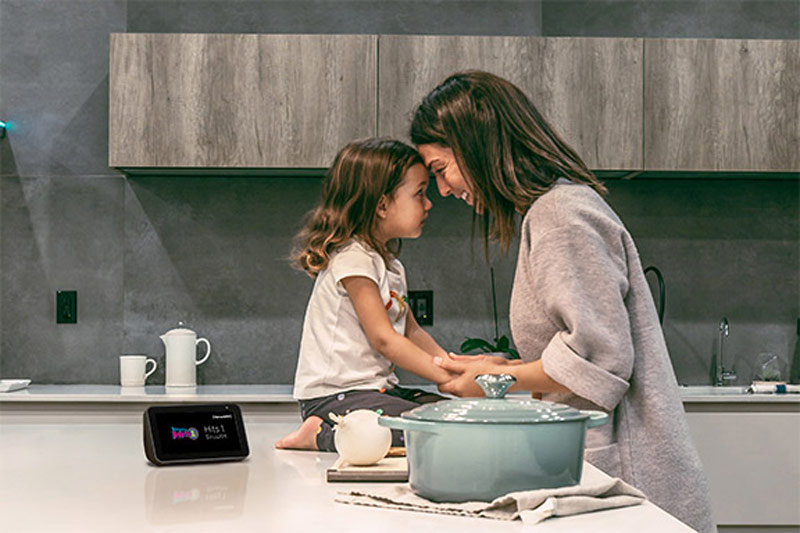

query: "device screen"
(152, 407), (244, 460)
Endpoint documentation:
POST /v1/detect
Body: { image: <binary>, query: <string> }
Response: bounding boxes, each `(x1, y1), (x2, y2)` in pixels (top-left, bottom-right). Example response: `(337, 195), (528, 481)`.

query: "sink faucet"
(715, 317), (737, 386)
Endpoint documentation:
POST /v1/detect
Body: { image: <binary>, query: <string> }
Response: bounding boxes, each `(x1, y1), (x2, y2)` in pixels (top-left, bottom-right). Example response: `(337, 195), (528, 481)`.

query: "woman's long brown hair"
(292, 138), (424, 277)
(410, 70), (607, 257)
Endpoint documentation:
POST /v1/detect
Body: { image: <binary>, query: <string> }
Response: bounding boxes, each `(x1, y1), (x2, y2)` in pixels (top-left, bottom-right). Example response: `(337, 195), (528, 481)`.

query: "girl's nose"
(424, 196), (433, 211)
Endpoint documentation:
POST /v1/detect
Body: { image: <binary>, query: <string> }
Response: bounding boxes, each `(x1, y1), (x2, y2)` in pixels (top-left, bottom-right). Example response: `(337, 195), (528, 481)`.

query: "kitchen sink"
(679, 385), (749, 395)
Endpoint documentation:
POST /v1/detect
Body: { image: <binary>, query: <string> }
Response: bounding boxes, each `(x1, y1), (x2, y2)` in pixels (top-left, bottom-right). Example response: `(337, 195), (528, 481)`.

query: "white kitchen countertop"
(0, 384), (296, 403)
(0, 419), (694, 533)
(678, 385), (800, 403)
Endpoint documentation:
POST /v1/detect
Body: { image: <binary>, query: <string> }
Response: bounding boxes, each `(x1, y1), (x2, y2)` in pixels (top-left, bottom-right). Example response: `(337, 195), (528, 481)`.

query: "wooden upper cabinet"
(109, 34), (797, 173)
(645, 39), (800, 171)
(378, 36), (643, 171)
(109, 34), (377, 169)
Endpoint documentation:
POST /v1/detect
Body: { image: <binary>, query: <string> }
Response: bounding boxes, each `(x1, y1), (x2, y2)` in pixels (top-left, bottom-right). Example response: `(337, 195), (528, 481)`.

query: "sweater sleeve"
(532, 220), (634, 411)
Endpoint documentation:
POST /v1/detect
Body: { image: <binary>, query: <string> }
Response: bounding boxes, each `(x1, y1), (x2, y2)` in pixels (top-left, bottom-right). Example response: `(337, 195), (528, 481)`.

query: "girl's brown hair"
(410, 70), (607, 256)
(292, 138), (424, 277)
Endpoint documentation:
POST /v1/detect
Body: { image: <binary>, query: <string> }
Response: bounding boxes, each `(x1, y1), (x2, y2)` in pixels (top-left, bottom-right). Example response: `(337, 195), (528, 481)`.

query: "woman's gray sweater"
(509, 180), (715, 533)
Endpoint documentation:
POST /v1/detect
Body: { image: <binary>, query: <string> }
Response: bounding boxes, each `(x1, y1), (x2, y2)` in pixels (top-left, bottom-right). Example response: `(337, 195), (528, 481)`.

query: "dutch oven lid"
(403, 374), (590, 424)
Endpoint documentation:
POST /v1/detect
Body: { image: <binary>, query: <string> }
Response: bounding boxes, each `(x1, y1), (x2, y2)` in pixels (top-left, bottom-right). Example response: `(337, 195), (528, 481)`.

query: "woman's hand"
(447, 353), (524, 366)
(434, 353), (521, 397)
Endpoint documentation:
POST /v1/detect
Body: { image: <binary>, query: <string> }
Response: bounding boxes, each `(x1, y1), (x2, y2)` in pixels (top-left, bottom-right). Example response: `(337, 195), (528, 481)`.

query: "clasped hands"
(434, 352), (524, 397)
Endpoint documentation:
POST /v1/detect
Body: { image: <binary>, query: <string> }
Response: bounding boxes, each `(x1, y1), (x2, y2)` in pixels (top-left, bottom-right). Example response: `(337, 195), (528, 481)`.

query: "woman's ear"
(376, 194), (389, 219)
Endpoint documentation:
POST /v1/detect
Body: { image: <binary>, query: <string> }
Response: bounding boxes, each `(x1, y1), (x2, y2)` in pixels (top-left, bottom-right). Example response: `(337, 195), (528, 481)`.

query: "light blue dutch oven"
(379, 374), (608, 503)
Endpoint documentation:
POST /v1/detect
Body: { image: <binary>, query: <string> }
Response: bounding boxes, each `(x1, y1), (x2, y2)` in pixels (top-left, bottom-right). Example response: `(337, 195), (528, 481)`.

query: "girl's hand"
(434, 354), (516, 397)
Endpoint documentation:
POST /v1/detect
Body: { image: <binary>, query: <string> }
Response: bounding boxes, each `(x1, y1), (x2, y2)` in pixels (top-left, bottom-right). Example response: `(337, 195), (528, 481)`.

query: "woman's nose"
(435, 176), (451, 197)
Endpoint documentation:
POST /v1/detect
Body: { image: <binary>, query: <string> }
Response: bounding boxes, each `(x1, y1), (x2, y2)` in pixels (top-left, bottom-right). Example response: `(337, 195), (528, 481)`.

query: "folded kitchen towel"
(335, 473), (646, 524)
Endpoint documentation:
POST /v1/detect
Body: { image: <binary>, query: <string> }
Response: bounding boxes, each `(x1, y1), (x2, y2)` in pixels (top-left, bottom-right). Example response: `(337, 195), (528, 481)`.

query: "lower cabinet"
(683, 404), (800, 528)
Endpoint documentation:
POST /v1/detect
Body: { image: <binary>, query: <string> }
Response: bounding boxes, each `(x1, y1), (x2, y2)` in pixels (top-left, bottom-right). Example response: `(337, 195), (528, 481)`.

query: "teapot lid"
(164, 321), (195, 336)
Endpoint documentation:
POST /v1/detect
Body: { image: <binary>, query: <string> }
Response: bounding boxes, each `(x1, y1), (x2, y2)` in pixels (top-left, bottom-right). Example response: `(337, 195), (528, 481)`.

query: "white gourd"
(329, 409), (392, 466)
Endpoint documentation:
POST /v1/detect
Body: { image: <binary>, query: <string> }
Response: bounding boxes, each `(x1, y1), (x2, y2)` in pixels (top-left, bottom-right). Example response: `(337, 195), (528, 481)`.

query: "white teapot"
(161, 323), (211, 387)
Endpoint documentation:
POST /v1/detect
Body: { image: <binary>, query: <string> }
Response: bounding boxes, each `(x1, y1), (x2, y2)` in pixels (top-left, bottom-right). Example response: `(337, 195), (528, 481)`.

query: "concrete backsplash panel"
(607, 178), (799, 384)
(126, 0), (543, 36)
(120, 176), (518, 385)
(2, 173), (795, 385)
(0, 0), (126, 178)
(542, 0), (799, 39)
(1, 176), (125, 382)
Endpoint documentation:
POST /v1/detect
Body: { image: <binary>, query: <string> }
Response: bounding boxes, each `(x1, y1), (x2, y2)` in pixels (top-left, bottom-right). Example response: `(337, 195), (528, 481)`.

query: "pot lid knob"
(475, 373), (516, 399)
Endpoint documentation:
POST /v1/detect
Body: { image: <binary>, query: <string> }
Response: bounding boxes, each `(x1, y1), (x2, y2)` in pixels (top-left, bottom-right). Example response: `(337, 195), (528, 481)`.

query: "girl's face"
(417, 144), (474, 207)
(375, 163), (432, 242)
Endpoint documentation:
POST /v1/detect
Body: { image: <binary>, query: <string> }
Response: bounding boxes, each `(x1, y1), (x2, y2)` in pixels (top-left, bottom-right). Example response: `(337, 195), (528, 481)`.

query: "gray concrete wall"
(1, 0), (798, 386)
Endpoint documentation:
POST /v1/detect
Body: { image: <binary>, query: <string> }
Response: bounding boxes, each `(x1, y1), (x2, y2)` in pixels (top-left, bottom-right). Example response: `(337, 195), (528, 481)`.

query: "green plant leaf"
(460, 337), (496, 353)
(495, 335), (510, 351)
(505, 348), (521, 359)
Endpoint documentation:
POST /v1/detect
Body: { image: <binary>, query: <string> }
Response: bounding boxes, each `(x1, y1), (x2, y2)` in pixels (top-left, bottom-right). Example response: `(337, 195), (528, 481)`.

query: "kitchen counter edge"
(1, 384), (798, 404)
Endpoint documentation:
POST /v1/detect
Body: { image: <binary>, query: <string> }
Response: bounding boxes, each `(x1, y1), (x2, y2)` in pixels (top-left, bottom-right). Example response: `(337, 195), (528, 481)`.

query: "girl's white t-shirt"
(292, 240), (407, 400)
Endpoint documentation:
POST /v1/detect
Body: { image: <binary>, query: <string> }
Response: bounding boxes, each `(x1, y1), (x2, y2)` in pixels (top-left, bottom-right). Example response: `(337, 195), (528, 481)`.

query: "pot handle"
(582, 410), (609, 428)
(378, 416), (440, 434)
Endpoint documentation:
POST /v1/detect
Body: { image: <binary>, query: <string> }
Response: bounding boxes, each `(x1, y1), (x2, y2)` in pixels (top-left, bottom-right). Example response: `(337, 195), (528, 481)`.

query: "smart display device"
(143, 404), (249, 466)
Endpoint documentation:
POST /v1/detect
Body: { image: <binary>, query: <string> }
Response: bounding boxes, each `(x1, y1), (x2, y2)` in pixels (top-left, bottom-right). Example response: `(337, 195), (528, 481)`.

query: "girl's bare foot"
(274, 416), (323, 450)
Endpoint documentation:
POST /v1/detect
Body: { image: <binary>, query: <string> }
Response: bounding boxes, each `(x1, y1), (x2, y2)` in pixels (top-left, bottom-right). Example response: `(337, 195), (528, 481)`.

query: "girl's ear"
(376, 194), (389, 219)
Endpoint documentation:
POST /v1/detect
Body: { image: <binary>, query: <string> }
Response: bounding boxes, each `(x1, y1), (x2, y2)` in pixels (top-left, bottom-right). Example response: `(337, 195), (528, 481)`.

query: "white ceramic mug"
(120, 355), (157, 387)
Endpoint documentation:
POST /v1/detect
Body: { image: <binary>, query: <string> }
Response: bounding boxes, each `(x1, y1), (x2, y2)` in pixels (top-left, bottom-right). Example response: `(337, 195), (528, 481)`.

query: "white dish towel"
(749, 383), (800, 394)
(336, 467), (646, 524)
(0, 379), (31, 393)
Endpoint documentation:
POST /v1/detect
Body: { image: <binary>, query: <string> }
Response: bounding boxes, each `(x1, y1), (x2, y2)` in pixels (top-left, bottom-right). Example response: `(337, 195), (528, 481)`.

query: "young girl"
(275, 138), (452, 452)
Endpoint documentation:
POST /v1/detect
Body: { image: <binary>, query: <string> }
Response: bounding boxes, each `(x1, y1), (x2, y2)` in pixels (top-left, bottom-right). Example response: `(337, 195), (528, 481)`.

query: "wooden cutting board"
(326, 456), (408, 482)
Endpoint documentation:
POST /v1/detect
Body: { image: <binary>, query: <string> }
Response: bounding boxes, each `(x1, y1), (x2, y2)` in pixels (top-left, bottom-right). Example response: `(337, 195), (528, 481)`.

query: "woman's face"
(417, 144), (475, 207)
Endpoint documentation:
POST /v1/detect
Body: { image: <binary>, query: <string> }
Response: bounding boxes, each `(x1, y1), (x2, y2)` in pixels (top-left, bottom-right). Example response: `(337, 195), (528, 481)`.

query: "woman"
(410, 71), (715, 533)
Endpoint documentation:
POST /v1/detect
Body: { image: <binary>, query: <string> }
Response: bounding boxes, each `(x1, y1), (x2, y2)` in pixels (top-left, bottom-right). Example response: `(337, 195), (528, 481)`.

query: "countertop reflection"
(145, 463), (249, 525)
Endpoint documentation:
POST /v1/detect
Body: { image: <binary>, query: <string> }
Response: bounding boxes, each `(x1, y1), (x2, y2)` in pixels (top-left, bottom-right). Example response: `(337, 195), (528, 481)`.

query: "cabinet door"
(379, 36), (643, 171)
(645, 39), (800, 171)
(109, 34), (376, 169)
(684, 409), (800, 526)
